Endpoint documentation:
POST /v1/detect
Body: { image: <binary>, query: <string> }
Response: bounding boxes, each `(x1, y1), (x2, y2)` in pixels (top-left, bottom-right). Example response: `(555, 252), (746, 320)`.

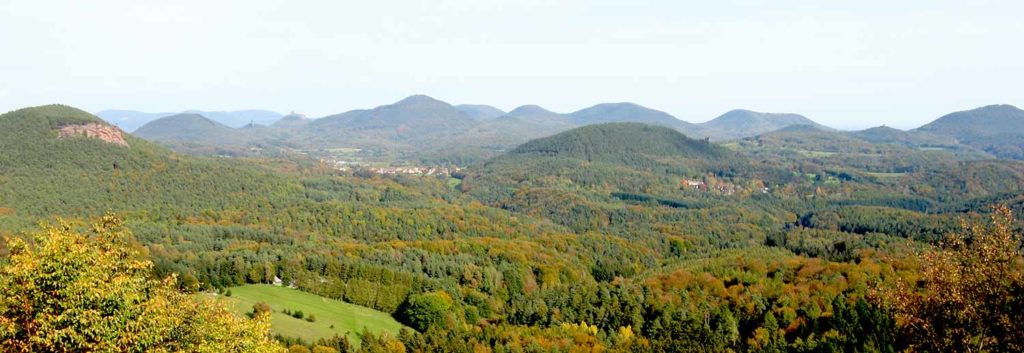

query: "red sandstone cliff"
(58, 123), (129, 146)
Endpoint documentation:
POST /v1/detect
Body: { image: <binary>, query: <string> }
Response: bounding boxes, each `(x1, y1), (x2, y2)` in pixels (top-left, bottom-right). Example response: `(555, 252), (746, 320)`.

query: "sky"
(0, 0), (1022, 130)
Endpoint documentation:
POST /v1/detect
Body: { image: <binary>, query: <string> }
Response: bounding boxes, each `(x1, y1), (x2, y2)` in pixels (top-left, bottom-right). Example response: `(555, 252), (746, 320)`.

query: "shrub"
(253, 301), (272, 316)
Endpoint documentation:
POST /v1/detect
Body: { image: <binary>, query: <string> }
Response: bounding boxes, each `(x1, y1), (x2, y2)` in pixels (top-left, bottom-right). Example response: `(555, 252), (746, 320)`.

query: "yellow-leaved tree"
(0, 215), (285, 352)
(880, 205), (1024, 353)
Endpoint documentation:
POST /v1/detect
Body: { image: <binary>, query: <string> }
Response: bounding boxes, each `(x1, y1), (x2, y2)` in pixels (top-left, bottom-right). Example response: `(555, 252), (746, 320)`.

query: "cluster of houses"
(321, 158), (462, 176)
(684, 178), (726, 193)
(682, 177), (766, 196)
(683, 179), (705, 188)
(323, 159), (354, 170)
(371, 166), (461, 176)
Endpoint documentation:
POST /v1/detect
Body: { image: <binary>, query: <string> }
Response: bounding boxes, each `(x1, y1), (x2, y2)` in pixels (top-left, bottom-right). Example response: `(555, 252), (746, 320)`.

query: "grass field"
(222, 285), (403, 344)
(865, 171), (907, 179)
(446, 177), (462, 190)
(795, 149), (838, 157)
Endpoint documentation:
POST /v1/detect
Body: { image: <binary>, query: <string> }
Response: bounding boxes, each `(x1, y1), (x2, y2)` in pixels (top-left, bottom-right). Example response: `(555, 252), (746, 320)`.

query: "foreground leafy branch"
(878, 205), (1024, 352)
(0, 215), (285, 352)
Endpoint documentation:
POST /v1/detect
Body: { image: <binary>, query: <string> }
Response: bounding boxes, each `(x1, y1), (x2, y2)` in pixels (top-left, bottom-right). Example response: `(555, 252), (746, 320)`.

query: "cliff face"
(58, 123), (129, 146)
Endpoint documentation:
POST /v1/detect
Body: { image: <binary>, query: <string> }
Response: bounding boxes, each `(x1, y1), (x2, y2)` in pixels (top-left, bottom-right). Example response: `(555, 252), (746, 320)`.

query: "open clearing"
(223, 284), (404, 344)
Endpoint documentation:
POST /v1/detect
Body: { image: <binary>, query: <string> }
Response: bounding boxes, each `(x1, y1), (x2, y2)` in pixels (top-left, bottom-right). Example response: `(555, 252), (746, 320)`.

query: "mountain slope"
(696, 109), (829, 140)
(851, 125), (958, 146)
(458, 105), (573, 145)
(851, 126), (918, 143)
(490, 105), (573, 133)
(272, 112), (311, 129)
(309, 95), (478, 145)
(455, 104), (506, 120)
(916, 105), (1024, 139)
(568, 103), (691, 131)
(133, 113), (239, 143)
(915, 104), (1024, 159)
(745, 125), (879, 154)
(183, 109), (283, 128)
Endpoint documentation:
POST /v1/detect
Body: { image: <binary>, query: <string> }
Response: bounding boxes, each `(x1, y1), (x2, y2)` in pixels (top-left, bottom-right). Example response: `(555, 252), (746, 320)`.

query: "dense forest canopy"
(1, 105), (1023, 352)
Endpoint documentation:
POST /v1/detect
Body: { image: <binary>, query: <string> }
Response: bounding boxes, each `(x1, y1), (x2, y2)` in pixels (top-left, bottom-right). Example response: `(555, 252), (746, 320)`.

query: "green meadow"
(223, 284), (404, 344)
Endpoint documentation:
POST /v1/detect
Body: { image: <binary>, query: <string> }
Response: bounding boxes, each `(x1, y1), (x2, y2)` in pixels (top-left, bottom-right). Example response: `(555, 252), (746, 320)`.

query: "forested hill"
(567, 103), (692, 130)
(134, 113), (237, 142)
(310, 94), (477, 139)
(695, 109), (828, 140)
(463, 123), (757, 232)
(914, 104), (1024, 159)
(0, 105), (297, 218)
(507, 122), (731, 166)
(916, 104), (1024, 138)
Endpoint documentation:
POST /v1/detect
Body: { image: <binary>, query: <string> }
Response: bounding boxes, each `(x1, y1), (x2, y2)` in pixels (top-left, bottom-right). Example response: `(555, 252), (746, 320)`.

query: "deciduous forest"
(1, 105), (1022, 352)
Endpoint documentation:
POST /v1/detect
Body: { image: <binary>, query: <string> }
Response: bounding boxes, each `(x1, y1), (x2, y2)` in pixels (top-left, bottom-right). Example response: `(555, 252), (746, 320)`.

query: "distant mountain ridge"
(456, 104), (506, 120)
(695, 109), (829, 140)
(104, 95), (1024, 161)
(311, 95), (477, 141)
(851, 125), (957, 146)
(568, 103), (692, 131)
(914, 104), (1024, 159)
(96, 109), (282, 131)
(272, 112), (310, 128)
(457, 105), (573, 148)
(504, 105), (564, 121)
(134, 113), (235, 143)
(114, 96), (836, 153)
(183, 109), (283, 128)
(916, 105), (1024, 140)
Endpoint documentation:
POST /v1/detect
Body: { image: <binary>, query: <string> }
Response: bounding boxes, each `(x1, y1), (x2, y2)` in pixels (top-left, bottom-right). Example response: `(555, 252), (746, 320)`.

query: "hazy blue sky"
(1, 0), (1021, 129)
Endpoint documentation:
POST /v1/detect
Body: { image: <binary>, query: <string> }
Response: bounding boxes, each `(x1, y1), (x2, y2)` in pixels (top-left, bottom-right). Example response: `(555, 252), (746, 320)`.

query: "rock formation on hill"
(58, 123), (129, 146)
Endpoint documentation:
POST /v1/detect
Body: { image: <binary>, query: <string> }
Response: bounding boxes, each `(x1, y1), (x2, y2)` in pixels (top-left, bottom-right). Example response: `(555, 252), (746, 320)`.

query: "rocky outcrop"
(58, 123), (129, 146)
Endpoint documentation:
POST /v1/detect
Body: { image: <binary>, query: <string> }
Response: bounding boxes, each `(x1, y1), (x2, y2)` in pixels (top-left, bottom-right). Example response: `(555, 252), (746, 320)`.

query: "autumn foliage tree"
(880, 205), (1024, 352)
(0, 215), (285, 352)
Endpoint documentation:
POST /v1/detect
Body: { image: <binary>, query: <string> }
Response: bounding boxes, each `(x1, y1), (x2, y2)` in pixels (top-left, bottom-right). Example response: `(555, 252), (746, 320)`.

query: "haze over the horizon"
(1, 0), (1021, 130)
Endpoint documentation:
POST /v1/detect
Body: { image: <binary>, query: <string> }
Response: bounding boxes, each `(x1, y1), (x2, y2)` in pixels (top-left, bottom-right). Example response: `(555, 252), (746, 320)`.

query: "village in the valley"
(321, 158), (462, 177)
